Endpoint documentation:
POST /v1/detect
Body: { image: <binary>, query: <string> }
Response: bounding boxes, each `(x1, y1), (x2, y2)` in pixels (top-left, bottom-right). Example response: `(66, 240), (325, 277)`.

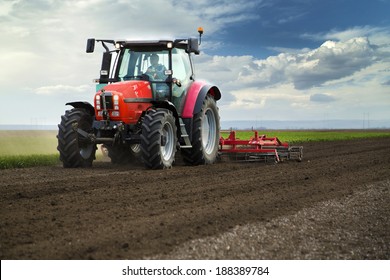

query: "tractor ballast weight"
(57, 28), (222, 169)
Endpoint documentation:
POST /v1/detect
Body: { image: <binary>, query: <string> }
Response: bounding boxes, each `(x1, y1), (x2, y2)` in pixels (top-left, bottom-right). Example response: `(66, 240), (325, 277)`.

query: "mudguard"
(181, 81), (221, 118)
(66, 101), (95, 116)
(150, 100), (184, 140)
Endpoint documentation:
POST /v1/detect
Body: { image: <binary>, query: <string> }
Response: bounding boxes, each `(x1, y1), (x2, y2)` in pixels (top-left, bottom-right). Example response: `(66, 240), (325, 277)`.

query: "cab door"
(171, 48), (193, 112)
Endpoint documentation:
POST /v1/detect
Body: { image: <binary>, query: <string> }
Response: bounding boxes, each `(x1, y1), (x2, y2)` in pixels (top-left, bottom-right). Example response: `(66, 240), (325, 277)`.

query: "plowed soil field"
(1, 137), (389, 259)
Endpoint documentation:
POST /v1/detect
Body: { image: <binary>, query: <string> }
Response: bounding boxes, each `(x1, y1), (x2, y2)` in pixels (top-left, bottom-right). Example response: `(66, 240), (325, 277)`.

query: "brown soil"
(1, 137), (389, 259)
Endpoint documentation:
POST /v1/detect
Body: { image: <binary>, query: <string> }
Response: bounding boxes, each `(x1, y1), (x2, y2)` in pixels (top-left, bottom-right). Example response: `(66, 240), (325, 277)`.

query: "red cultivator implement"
(219, 131), (303, 163)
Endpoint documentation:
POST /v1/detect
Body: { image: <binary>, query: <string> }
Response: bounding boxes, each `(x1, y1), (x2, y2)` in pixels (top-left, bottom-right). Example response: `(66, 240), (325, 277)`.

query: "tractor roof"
(87, 37), (200, 54)
(116, 38), (193, 51)
(87, 27), (203, 54)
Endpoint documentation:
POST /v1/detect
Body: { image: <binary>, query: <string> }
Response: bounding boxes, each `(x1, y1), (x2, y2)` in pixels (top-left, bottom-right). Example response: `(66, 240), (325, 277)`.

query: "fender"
(151, 100), (179, 121)
(152, 100), (181, 139)
(66, 101), (95, 116)
(181, 81), (221, 118)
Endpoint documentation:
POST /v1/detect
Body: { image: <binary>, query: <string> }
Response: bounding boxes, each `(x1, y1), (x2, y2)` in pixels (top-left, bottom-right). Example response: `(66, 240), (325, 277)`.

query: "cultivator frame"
(218, 131), (303, 163)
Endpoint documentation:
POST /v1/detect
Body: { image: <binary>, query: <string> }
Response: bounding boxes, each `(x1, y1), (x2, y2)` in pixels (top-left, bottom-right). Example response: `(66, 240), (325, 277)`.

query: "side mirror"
(187, 38), (199, 55)
(99, 52), (112, 83)
(86, 38), (95, 53)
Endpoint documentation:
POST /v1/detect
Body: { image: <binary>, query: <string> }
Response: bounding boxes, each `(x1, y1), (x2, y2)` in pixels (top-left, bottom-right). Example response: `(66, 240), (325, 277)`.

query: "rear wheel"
(141, 109), (177, 169)
(57, 108), (96, 167)
(182, 95), (220, 165)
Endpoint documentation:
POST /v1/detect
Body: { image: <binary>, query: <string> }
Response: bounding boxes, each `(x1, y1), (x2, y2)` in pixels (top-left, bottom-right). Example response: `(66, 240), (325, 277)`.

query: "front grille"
(100, 94), (113, 109)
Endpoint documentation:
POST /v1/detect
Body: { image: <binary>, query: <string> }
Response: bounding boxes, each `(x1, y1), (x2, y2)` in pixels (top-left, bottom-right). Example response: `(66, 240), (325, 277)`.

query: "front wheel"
(57, 108), (96, 167)
(140, 109), (177, 169)
(182, 95), (220, 165)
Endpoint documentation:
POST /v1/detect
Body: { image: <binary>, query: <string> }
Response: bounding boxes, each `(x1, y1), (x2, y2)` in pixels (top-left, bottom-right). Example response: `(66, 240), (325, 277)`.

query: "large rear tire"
(57, 108), (96, 167)
(182, 95), (220, 165)
(141, 109), (177, 169)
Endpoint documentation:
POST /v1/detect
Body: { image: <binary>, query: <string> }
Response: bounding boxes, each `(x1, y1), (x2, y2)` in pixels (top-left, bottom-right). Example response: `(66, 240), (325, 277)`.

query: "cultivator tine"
(288, 146), (303, 162)
(219, 152), (278, 164)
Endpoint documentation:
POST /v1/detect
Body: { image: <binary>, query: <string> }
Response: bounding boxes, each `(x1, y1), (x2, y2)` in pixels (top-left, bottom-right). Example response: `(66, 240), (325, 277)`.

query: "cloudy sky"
(1, 0), (390, 127)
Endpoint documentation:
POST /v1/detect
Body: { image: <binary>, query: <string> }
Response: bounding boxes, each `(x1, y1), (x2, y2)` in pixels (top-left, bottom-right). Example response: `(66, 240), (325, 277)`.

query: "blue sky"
(1, 0), (390, 127)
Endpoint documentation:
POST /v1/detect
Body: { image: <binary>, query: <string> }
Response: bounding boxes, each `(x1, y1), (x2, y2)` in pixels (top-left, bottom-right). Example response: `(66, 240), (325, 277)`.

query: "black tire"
(57, 108), (96, 167)
(106, 144), (142, 165)
(140, 109), (177, 169)
(182, 95), (220, 165)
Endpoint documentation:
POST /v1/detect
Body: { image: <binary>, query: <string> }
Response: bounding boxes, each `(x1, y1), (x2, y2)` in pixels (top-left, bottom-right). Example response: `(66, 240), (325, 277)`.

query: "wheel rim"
(202, 108), (217, 155)
(130, 144), (141, 154)
(161, 122), (175, 161)
(80, 144), (94, 160)
(78, 119), (94, 160)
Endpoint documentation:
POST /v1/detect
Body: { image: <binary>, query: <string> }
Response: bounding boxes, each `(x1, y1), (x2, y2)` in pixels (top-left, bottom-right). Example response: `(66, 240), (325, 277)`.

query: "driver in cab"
(146, 54), (166, 80)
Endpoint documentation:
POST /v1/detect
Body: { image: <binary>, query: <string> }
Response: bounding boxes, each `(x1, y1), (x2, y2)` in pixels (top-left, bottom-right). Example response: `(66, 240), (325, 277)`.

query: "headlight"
(113, 94), (119, 106)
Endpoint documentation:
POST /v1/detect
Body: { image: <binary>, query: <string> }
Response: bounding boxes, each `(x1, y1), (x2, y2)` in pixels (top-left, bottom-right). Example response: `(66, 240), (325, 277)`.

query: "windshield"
(118, 50), (170, 81)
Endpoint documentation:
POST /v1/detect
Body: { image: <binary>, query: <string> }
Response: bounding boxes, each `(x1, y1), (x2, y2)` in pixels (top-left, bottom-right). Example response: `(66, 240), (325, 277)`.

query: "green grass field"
(0, 130), (58, 156)
(220, 130), (390, 143)
(0, 130), (59, 169)
(1, 129), (390, 169)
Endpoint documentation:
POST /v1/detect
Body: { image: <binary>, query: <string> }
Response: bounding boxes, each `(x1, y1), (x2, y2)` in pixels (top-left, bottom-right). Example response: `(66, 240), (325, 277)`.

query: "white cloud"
(198, 36), (380, 91)
(0, 0), (15, 16)
(302, 25), (390, 46)
(288, 37), (376, 89)
(277, 12), (307, 24)
(310, 93), (336, 103)
(267, 46), (312, 55)
(34, 84), (93, 95)
(174, 0), (263, 27)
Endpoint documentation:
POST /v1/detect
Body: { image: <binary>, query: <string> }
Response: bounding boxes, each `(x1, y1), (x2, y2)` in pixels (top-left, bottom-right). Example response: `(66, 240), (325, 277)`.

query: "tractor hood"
(100, 81), (153, 100)
(94, 80), (154, 124)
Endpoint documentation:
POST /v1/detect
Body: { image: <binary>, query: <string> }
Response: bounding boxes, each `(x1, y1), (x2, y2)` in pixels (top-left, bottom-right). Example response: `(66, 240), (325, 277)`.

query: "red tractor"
(57, 28), (221, 169)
